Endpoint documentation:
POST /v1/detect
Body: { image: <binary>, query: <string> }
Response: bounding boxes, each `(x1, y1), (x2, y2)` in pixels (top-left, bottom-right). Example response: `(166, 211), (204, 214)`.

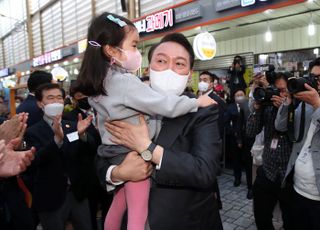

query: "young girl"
(77, 12), (214, 230)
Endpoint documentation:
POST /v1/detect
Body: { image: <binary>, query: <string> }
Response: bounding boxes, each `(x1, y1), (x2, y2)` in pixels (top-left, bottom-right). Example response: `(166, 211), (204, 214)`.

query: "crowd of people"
(0, 11), (320, 230)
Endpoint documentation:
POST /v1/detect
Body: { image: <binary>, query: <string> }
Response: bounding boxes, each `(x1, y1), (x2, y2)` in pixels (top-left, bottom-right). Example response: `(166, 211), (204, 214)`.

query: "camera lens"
(288, 78), (307, 94)
(253, 87), (266, 102)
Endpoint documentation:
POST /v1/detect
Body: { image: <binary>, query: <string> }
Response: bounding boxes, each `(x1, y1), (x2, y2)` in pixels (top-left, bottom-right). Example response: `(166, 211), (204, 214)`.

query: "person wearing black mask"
(64, 83), (112, 230)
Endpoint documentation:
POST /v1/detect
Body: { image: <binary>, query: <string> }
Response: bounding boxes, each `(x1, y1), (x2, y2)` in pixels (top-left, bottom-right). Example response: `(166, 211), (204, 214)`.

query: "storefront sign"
(193, 32), (217, 61)
(175, 3), (202, 23)
(216, 0), (241, 11)
(33, 49), (62, 67)
(78, 39), (87, 54)
(0, 68), (9, 77)
(241, 0), (256, 7)
(134, 9), (174, 33)
(51, 66), (68, 81)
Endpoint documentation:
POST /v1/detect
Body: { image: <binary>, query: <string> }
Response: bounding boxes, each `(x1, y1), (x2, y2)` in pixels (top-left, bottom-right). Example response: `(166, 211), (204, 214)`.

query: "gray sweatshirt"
(89, 66), (198, 146)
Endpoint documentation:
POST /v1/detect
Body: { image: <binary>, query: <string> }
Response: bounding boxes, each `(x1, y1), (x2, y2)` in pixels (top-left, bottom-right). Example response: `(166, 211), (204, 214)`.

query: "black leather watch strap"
(147, 142), (157, 153)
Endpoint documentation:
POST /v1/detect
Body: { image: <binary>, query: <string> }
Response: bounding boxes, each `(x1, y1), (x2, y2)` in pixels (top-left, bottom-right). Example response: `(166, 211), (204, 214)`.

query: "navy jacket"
(16, 94), (43, 127)
(24, 118), (93, 212)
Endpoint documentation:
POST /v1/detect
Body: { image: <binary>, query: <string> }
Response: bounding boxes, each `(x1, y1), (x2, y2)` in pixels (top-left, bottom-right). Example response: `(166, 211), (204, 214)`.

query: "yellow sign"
(193, 32), (217, 60)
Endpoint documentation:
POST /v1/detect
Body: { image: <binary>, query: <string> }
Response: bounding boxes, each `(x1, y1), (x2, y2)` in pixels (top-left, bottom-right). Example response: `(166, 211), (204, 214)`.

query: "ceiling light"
(314, 48), (319, 55)
(265, 26), (272, 42)
(45, 65), (51, 70)
(63, 61), (69, 65)
(308, 14), (316, 36)
(308, 23), (316, 36)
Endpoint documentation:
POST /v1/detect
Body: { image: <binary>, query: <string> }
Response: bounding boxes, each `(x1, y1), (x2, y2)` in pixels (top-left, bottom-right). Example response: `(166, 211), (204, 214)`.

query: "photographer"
(246, 72), (294, 230)
(228, 55), (247, 95)
(275, 58), (320, 230)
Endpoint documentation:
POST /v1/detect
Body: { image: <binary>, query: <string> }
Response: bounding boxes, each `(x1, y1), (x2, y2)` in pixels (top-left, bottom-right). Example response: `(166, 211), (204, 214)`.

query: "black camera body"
(287, 74), (318, 94)
(253, 85), (280, 106)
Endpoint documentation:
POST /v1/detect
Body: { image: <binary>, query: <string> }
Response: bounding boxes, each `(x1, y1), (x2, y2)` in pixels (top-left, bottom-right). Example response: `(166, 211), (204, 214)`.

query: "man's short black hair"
(200, 71), (215, 82)
(35, 83), (63, 102)
(309, 57), (320, 72)
(148, 33), (195, 68)
(27, 70), (53, 93)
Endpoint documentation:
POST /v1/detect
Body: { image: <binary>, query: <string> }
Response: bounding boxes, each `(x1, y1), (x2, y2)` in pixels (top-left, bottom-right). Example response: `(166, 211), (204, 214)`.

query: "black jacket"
(16, 94), (43, 127)
(208, 92), (227, 138)
(95, 106), (223, 230)
(24, 118), (94, 212)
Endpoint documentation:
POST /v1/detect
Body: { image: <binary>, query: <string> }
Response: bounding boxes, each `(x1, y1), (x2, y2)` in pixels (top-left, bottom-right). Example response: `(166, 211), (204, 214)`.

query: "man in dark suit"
(225, 88), (254, 199)
(95, 33), (223, 230)
(198, 71), (227, 137)
(64, 84), (112, 230)
(198, 71), (226, 208)
(24, 83), (93, 230)
(16, 70), (53, 127)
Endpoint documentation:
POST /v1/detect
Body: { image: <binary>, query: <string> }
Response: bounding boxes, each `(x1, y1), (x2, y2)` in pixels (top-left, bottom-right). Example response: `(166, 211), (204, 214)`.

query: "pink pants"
(104, 178), (150, 230)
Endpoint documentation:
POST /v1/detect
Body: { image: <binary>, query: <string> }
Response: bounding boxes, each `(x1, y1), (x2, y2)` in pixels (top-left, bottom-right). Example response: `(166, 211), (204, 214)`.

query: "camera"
(287, 74), (319, 94)
(253, 85), (280, 105)
(233, 56), (243, 66)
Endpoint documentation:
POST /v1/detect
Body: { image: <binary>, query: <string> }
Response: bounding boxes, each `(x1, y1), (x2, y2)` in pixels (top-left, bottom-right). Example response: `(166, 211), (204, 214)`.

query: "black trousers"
(291, 189), (320, 230)
(233, 138), (254, 189)
(253, 166), (294, 230)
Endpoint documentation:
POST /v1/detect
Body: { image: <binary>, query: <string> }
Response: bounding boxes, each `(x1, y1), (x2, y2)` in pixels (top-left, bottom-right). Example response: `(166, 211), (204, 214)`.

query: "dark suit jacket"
(24, 118), (91, 212)
(224, 100), (250, 145)
(208, 92), (227, 137)
(95, 106), (223, 230)
(16, 94), (43, 127)
(64, 108), (102, 195)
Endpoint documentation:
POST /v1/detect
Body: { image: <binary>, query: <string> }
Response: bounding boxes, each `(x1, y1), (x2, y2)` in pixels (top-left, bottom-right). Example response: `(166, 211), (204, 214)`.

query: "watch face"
(141, 150), (152, 161)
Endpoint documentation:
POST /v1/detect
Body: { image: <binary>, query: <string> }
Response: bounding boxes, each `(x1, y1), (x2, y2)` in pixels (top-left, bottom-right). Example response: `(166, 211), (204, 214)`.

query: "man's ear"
(37, 101), (43, 109)
(103, 45), (118, 58)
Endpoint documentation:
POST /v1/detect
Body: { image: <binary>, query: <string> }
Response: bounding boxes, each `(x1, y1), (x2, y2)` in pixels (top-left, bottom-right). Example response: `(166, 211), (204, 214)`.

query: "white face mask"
(198, 81), (209, 92)
(149, 68), (189, 96)
(235, 96), (245, 104)
(43, 103), (64, 118)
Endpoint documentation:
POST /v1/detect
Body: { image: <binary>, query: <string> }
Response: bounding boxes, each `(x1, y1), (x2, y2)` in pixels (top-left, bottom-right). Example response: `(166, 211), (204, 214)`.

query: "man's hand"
(0, 113), (28, 146)
(294, 84), (320, 109)
(77, 113), (93, 136)
(112, 151), (153, 182)
(105, 115), (151, 153)
(0, 138), (36, 177)
(52, 115), (64, 143)
(271, 95), (285, 108)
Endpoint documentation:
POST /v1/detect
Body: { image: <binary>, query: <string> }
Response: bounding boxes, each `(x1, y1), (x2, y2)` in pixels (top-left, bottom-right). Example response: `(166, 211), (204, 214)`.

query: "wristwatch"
(140, 142), (157, 161)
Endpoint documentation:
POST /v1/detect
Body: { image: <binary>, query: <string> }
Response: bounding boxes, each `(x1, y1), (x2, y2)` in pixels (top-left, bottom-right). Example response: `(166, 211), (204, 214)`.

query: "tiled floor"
(218, 171), (283, 230)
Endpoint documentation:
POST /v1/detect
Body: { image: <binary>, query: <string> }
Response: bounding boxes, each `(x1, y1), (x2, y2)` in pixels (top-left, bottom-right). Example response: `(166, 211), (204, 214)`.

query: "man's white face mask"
(149, 68), (189, 96)
(43, 103), (64, 118)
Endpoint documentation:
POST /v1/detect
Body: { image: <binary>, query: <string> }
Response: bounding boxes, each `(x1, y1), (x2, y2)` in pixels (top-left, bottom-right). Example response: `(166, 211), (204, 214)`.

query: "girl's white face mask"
(149, 68), (189, 96)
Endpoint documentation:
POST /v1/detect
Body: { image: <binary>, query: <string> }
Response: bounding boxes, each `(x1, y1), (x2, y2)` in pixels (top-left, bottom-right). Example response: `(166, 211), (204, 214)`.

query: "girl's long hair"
(77, 12), (135, 96)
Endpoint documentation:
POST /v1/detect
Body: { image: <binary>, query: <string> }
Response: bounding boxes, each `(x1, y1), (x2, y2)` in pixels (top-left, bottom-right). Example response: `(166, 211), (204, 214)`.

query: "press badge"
(270, 138), (278, 150)
(67, 131), (79, 142)
(298, 150), (309, 164)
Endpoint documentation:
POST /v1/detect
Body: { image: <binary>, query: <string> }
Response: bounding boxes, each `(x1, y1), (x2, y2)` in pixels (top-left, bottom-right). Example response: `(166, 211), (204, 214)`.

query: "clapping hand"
(0, 138), (36, 177)
(77, 113), (93, 136)
(0, 113), (28, 147)
(52, 115), (64, 143)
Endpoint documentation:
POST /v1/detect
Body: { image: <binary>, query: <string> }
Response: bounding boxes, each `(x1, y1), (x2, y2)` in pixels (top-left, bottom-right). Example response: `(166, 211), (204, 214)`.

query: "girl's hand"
(197, 95), (217, 108)
(105, 114), (151, 153)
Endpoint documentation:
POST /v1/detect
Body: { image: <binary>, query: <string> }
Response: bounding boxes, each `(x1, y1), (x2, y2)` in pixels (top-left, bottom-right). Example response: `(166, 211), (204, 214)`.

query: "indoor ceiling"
(141, 0), (320, 46)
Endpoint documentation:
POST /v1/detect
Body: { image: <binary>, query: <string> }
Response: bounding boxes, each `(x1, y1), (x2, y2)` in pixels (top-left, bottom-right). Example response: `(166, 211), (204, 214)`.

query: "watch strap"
(147, 142), (157, 153)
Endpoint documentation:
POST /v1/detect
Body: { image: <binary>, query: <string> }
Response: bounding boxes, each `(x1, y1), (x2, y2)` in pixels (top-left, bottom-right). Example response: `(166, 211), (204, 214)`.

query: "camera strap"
(287, 100), (305, 143)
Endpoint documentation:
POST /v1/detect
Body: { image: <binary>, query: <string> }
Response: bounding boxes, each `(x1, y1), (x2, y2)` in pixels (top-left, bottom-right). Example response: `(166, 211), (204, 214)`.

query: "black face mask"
(78, 97), (91, 110)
